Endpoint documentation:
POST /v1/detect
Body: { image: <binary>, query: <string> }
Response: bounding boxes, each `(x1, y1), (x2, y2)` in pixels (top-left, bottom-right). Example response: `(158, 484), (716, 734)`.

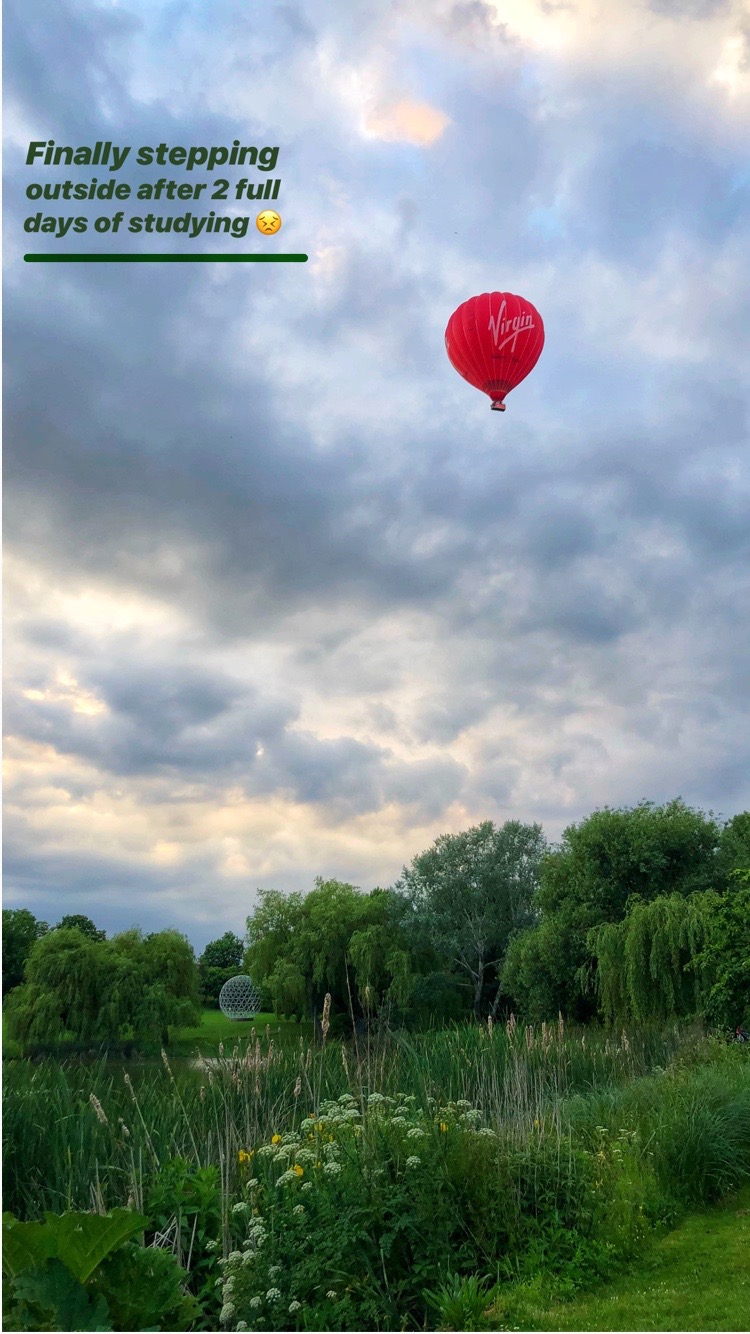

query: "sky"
(3, 0), (750, 950)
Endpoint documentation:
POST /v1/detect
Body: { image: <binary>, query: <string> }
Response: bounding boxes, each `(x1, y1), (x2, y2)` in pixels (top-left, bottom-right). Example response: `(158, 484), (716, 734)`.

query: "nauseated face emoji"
(256, 210), (281, 234)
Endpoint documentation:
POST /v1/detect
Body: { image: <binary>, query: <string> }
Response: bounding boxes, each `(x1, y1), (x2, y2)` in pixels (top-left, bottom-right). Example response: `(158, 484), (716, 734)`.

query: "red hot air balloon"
(445, 292), (544, 411)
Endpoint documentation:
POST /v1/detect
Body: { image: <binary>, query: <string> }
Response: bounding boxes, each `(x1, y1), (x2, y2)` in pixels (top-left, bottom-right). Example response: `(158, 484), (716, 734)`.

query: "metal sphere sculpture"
(219, 974), (261, 1021)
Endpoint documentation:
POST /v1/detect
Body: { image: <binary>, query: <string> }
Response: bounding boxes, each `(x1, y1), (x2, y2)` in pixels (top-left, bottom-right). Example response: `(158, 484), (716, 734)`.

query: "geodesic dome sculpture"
(219, 975), (261, 1020)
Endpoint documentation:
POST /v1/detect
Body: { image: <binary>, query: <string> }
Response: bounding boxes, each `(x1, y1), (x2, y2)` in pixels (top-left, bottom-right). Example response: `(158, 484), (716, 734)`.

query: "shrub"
(219, 1092), (650, 1331)
(2, 1208), (199, 1332)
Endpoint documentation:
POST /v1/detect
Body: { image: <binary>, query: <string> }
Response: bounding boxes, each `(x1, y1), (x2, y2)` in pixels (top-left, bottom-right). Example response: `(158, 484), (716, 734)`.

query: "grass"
(168, 1008), (313, 1055)
(515, 1183), (750, 1331)
(3, 1021), (749, 1330)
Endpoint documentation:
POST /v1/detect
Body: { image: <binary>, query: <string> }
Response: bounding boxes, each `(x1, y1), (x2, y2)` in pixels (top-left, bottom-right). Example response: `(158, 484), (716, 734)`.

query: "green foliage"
(6, 927), (202, 1051)
(3, 1022), (750, 1331)
(56, 914), (106, 941)
(423, 1272), (501, 1331)
(200, 932), (244, 971)
(503, 800), (725, 1021)
(145, 1158), (223, 1319)
(2, 908), (49, 996)
(8, 1259), (112, 1332)
(538, 799), (721, 920)
(692, 877), (750, 1028)
(502, 907), (593, 1023)
(566, 1046), (750, 1208)
(3, 1207), (147, 1283)
(398, 820), (547, 1019)
(245, 880), (415, 1025)
(590, 883), (750, 1028)
(1, 1207), (197, 1331)
(198, 932), (244, 1007)
(93, 1240), (200, 1332)
(513, 1185), (750, 1332)
(0, 1020), (683, 1225)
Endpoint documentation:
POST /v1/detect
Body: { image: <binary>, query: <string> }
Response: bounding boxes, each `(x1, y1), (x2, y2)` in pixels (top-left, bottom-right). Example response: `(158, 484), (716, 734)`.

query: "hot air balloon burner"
(490, 400), (507, 411)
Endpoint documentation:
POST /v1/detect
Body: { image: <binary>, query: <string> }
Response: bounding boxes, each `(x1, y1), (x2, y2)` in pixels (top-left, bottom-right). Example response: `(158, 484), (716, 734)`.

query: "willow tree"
(590, 879), (750, 1028)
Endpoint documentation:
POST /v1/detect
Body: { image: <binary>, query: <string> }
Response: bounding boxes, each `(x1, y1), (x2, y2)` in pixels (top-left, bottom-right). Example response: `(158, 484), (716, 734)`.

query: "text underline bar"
(24, 253), (308, 263)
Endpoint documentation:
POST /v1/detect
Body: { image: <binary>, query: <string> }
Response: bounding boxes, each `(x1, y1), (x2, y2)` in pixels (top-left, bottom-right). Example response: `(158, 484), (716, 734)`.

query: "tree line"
(3, 798), (749, 1047)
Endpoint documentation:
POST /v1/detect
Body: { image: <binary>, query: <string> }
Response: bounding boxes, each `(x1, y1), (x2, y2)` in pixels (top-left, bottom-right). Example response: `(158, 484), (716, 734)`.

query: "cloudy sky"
(4, 0), (749, 948)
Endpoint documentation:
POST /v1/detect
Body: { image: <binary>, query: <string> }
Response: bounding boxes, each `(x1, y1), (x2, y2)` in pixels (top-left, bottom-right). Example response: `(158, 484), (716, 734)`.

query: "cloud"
(364, 99), (451, 144)
(3, 0), (749, 943)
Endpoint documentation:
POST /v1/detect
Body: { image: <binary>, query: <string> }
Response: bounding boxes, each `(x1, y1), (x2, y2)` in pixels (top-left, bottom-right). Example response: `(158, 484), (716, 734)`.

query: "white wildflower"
(367, 1092), (385, 1104)
(220, 1303), (236, 1322)
(249, 1296), (262, 1309)
(293, 1204), (305, 1215)
(301, 1181), (313, 1192)
(267, 1287), (282, 1301)
(289, 1300), (302, 1313)
(326, 1290), (338, 1299)
(268, 1265), (281, 1278)
(406, 1155), (421, 1168)
(406, 1127), (425, 1139)
(323, 1160), (342, 1175)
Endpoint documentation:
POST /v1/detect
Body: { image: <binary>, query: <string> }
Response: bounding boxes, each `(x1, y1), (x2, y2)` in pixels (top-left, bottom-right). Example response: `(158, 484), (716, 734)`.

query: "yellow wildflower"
(293, 1164), (304, 1177)
(439, 1122), (448, 1133)
(238, 1149), (254, 1164)
(315, 1122), (324, 1133)
(272, 1134), (282, 1145)
(315, 1160), (322, 1169)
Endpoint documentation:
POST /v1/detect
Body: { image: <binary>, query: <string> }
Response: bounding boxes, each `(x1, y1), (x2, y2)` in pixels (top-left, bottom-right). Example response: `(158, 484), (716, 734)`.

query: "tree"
(590, 875), (750, 1029)
(56, 914), (106, 941)
(7, 928), (201, 1050)
(6, 928), (110, 1044)
(200, 931), (243, 971)
(2, 909), (49, 996)
(503, 800), (742, 1023)
(245, 881), (415, 1029)
(198, 932), (245, 1007)
(397, 820), (546, 1020)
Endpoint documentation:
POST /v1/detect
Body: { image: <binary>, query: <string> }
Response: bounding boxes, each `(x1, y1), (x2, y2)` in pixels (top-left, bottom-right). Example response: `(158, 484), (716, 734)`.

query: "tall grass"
(3, 1018), (688, 1221)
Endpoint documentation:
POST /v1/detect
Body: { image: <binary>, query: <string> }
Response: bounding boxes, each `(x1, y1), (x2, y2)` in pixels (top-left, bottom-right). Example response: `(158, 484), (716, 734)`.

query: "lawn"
(168, 1007), (313, 1055)
(517, 1184), (750, 1332)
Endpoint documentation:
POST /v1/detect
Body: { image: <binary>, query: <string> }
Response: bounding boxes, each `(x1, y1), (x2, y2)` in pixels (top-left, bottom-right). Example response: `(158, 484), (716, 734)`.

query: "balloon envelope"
(445, 292), (544, 409)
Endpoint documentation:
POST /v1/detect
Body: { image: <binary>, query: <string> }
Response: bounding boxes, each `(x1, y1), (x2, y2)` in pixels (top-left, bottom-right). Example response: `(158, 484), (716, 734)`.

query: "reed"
(3, 1018), (687, 1221)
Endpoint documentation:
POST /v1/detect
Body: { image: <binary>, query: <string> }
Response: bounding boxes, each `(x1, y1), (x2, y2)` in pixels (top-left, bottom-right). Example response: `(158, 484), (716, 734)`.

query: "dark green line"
(24, 253), (308, 263)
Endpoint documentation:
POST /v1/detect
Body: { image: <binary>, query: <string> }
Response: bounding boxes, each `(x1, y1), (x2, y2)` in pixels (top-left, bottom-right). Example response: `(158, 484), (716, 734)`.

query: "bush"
(219, 1092), (650, 1331)
(2, 1208), (199, 1332)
